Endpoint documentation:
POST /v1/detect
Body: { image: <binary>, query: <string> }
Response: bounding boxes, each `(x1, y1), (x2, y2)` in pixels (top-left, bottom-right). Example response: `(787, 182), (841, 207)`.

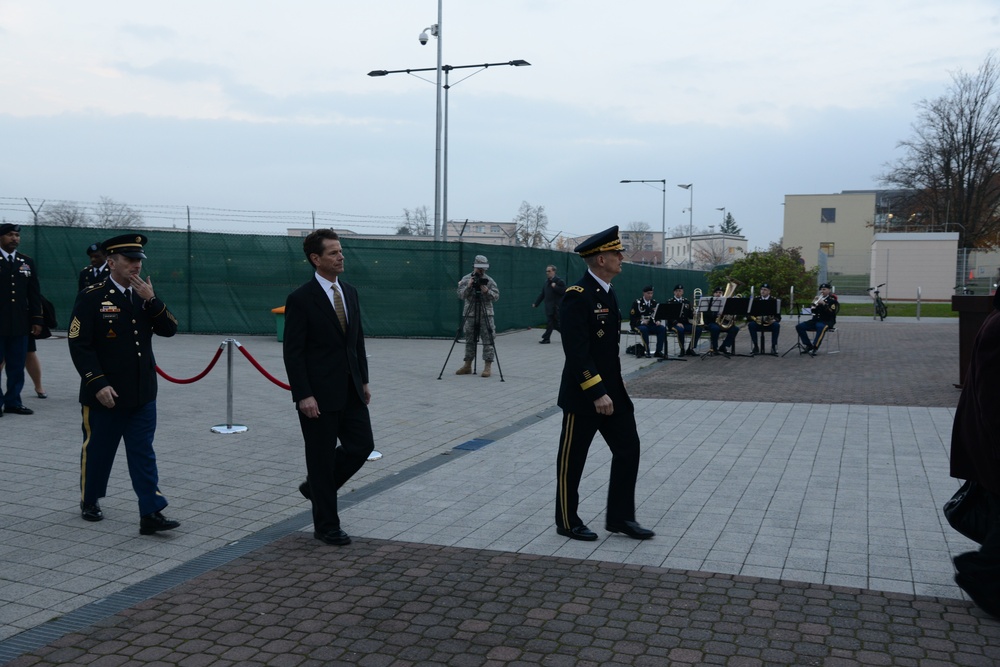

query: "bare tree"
(693, 238), (730, 270)
(397, 205), (431, 236)
(667, 224), (711, 238)
(513, 201), (549, 248)
(94, 196), (144, 229)
(39, 201), (92, 227)
(881, 52), (1000, 248)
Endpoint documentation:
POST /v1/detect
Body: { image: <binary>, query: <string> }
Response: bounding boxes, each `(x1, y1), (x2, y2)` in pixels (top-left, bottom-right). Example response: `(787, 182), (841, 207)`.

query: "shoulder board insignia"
(566, 285), (584, 293)
(83, 281), (106, 293)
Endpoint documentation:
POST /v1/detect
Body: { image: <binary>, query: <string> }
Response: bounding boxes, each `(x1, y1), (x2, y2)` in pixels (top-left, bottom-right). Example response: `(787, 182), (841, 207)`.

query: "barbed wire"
(0, 196), (409, 235)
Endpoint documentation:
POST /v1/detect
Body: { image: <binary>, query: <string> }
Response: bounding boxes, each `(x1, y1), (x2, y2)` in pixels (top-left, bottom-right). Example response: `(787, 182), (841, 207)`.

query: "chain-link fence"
(18, 225), (708, 338)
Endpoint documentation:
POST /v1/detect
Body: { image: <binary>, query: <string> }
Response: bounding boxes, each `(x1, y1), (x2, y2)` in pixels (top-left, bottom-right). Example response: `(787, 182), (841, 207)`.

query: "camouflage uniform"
(457, 269), (500, 363)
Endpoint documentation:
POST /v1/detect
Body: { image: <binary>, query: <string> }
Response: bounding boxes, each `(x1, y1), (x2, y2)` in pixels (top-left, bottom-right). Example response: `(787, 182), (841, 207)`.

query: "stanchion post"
(211, 338), (248, 434)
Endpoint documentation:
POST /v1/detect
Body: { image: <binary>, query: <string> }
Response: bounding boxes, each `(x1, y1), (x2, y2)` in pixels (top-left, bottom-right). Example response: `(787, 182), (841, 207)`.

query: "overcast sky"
(2, 1), (999, 250)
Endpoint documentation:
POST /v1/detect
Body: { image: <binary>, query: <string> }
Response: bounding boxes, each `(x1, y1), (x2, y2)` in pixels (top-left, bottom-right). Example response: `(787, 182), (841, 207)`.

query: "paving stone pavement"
(2, 315), (997, 666)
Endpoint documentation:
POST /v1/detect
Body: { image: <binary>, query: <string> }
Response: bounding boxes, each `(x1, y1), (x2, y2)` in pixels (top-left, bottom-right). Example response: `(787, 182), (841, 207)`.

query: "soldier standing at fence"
(68, 233), (181, 534)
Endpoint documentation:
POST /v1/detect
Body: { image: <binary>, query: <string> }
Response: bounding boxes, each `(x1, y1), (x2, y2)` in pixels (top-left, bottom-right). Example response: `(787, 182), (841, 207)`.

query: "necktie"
(332, 285), (347, 331)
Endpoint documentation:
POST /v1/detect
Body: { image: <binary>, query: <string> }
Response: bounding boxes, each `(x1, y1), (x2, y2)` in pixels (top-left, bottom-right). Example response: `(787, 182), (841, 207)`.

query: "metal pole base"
(211, 424), (249, 434)
(367, 450), (383, 462)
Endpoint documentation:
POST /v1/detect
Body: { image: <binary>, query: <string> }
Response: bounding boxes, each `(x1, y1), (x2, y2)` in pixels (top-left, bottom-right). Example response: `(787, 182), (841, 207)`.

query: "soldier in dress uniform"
(747, 283), (781, 355)
(554, 225), (655, 542)
(629, 285), (666, 358)
(68, 233), (181, 534)
(0, 223), (43, 417)
(666, 284), (698, 356)
(77, 242), (109, 292)
(795, 282), (839, 356)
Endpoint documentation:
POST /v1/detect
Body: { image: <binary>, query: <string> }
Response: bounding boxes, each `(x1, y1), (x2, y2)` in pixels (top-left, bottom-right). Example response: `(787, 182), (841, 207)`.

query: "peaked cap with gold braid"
(573, 225), (624, 257)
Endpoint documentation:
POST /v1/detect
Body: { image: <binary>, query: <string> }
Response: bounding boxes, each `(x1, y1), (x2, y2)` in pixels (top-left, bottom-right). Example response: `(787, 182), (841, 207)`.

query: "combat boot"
(481, 361), (492, 378)
(456, 360), (473, 375)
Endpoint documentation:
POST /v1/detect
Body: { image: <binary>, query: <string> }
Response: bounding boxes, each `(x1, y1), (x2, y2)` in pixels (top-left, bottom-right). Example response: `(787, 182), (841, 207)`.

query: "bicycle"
(868, 284), (888, 321)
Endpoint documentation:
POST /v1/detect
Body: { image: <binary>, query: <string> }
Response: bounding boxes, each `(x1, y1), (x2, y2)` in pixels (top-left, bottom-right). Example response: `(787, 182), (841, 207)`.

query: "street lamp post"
(619, 179), (666, 266)
(678, 184), (693, 269)
(369, 59), (530, 241)
(715, 207), (725, 230)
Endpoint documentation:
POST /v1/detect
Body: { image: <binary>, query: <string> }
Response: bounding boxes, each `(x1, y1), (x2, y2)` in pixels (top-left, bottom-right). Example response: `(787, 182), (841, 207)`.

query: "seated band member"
(666, 284), (698, 356)
(748, 283), (781, 356)
(795, 282), (839, 355)
(629, 285), (666, 359)
(696, 286), (739, 356)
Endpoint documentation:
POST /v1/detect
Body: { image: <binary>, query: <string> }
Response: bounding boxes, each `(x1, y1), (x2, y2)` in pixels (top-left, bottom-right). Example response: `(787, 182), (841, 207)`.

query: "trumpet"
(811, 293), (825, 307)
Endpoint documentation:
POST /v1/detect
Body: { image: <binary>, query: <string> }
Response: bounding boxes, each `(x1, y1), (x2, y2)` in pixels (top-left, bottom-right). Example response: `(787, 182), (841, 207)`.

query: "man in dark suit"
(283, 228), (375, 546)
(532, 264), (566, 344)
(0, 223), (43, 417)
(68, 233), (181, 534)
(554, 226), (654, 542)
(78, 242), (109, 292)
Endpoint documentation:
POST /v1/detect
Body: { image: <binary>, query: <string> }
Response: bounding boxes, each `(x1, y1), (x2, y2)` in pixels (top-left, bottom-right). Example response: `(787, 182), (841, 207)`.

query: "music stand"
(652, 302), (687, 361)
(748, 298), (780, 356)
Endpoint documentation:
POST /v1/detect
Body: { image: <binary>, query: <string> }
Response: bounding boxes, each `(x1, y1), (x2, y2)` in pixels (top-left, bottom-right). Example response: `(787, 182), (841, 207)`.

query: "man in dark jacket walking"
(532, 264), (565, 344)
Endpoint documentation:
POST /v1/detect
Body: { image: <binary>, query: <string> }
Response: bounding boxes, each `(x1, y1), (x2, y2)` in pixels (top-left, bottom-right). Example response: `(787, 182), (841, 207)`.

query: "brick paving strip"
(8, 535), (1000, 667)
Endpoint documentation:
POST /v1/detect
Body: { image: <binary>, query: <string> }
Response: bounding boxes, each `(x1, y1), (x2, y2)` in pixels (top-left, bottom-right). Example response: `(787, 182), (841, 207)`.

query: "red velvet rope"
(234, 342), (292, 390)
(156, 344), (225, 384)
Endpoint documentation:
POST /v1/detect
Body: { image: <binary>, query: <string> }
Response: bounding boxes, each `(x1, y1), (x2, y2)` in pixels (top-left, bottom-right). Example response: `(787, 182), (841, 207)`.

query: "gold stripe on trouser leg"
(557, 413), (575, 527)
(80, 405), (92, 502)
(815, 325), (828, 349)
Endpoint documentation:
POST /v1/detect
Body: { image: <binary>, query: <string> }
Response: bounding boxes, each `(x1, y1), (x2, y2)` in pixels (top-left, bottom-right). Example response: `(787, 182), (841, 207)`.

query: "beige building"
(783, 191), (877, 275)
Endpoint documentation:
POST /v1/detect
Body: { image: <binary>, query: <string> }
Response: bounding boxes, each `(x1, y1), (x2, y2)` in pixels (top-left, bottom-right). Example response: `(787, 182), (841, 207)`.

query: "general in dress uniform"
(68, 234), (181, 534)
(554, 226), (654, 542)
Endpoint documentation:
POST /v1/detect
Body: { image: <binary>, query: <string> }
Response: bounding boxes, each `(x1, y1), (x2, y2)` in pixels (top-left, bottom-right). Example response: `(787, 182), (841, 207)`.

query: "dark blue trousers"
(80, 401), (167, 517)
(0, 334), (28, 409)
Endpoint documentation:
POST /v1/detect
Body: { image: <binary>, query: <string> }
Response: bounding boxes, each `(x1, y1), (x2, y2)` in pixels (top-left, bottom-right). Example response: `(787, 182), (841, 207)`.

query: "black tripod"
(782, 305), (809, 357)
(438, 283), (504, 381)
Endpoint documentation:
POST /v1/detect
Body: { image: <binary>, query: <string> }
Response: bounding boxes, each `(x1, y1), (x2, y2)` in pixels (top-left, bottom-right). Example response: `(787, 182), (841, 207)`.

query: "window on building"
(820, 242), (834, 257)
(821, 208), (836, 223)
(475, 225), (486, 233)
(490, 225), (502, 233)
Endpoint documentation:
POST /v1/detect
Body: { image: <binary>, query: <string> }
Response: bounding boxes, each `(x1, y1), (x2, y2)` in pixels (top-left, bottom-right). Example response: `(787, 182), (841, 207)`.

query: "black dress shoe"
(314, 529), (351, 545)
(5, 405), (33, 415)
(751, 345), (759, 355)
(539, 339), (550, 344)
(298, 481), (312, 500)
(770, 348), (779, 356)
(139, 512), (180, 535)
(606, 520), (655, 540)
(653, 352), (665, 358)
(685, 349), (697, 357)
(645, 353), (652, 358)
(556, 525), (598, 541)
(80, 502), (103, 522)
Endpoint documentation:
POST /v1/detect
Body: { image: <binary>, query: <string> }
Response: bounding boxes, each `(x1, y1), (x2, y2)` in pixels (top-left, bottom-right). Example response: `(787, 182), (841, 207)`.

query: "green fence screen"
(24, 225), (708, 338)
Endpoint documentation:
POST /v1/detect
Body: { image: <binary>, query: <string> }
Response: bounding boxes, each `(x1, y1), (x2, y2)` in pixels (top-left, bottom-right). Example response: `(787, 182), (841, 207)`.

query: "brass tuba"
(692, 287), (704, 326)
(717, 279), (744, 330)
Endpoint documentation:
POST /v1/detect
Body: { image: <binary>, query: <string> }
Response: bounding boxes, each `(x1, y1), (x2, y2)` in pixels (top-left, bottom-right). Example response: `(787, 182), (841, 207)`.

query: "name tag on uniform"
(101, 302), (120, 320)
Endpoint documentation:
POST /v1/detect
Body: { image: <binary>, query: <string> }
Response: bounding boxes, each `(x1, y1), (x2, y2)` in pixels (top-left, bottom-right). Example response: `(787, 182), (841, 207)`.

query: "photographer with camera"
(454, 255), (500, 377)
